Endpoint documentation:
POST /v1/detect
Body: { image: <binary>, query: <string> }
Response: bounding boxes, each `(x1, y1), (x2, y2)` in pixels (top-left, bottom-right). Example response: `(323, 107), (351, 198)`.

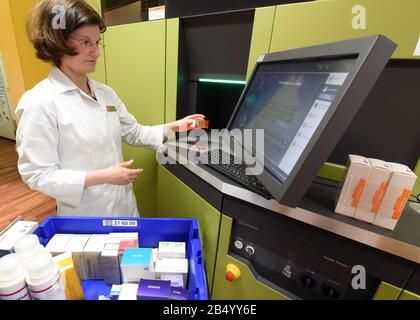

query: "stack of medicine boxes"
(152, 241), (189, 300)
(155, 242), (188, 288)
(43, 233), (189, 300)
(335, 155), (417, 230)
(119, 241), (189, 300)
(44, 233), (138, 284)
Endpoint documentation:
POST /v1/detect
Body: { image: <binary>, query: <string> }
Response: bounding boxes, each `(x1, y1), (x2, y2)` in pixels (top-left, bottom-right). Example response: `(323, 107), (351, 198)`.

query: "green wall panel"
(271, 0), (420, 60)
(85, 0), (107, 84)
(157, 165), (222, 294)
(212, 215), (289, 300)
(165, 18), (179, 123)
(399, 290), (420, 300)
(246, 6), (276, 80)
(317, 162), (347, 182)
(106, 20), (166, 216)
(412, 157), (420, 196)
(373, 281), (402, 300)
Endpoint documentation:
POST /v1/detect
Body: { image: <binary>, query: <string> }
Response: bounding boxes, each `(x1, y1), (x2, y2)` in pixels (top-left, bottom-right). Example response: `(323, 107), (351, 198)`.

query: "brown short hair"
(27, 0), (106, 66)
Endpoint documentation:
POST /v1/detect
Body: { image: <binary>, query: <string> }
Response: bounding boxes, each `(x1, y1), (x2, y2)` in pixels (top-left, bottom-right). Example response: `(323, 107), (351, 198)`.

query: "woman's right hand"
(104, 160), (143, 185)
(85, 160), (143, 187)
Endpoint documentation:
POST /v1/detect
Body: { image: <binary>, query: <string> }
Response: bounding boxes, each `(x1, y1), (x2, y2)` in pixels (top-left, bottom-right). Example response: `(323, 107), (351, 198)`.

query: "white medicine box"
(373, 163), (417, 230)
(335, 155), (371, 217)
(353, 159), (392, 223)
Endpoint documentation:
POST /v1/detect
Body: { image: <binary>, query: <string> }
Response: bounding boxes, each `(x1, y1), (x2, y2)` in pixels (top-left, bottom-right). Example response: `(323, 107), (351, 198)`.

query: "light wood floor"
(0, 137), (56, 231)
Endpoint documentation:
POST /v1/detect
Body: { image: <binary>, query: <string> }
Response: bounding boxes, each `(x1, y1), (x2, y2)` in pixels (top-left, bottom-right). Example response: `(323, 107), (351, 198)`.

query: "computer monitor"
(228, 35), (397, 207)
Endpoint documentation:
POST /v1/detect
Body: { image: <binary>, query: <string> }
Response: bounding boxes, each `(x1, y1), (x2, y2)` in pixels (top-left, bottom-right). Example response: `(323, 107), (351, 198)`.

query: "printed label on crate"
(102, 220), (138, 227)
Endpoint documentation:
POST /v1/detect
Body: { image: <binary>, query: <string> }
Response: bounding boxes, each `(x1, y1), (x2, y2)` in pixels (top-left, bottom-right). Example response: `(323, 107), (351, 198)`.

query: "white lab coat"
(15, 67), (164, 217)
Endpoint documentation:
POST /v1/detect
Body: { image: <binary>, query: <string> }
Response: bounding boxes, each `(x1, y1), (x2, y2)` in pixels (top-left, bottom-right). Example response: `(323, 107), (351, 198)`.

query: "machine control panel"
(230, 220), (379, 300)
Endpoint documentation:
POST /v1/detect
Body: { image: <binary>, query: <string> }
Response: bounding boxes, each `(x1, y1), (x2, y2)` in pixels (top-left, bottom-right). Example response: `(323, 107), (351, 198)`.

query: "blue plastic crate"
(32, 217), (208, 300)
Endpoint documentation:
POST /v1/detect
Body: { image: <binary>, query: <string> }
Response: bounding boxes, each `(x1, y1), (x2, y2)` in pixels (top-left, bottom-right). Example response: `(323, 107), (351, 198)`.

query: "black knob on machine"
(299, 272), (317, 288)
(322, 282), (341, 299)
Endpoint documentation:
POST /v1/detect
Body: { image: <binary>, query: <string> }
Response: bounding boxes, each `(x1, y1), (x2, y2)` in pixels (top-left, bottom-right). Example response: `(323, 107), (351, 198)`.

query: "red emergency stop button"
(225, 264), (241, 281)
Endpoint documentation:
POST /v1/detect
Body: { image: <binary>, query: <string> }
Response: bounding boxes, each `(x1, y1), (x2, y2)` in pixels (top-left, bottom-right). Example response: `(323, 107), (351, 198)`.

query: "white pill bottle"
(14, 234), (44, 264)
(0, 254), (31, 300)
(25, 251), (67, 300)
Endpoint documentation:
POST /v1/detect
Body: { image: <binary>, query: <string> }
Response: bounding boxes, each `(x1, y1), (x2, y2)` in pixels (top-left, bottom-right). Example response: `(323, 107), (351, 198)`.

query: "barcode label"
(102, 220), (138, 227)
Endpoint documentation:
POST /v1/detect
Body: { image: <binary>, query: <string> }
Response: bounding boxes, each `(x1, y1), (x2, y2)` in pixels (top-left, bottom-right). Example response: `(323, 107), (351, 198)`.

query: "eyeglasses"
(69, 36), (105, 49)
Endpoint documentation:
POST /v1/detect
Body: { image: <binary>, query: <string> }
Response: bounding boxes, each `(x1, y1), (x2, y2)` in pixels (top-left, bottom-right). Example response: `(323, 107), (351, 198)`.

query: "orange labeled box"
(190, 119), (209, 129)
(335, 155), (371, 217)
(353, 159), (392, 223)
(373, 163), (417, 230)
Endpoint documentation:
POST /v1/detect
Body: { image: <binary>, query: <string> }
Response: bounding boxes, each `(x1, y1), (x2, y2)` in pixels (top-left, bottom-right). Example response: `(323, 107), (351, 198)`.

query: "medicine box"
(118, 239), (137, 253)
(170, 287), (189, 300)
(118, 239), (138, 264)
(105, 237), (121, 245)
(118, 283), (139, 300)
(109, 284), (121, 300)
(158, 241), (172, 258)
(161, 274), (184, 288)
(191, 119), (209, 129)
(45, 234), (73, 256)
(155, 258), (188, 287)
(32, 217), (207, 300)
(120, 248), (153, 283)
(53, 251), (85, 300)
(83, 234), (108, 279)
(101, 249), (121, 285)
(373, 163), (417, 230)
(137, 279), (171, 300)
(158, 241), (186, 259)
(335, 155), (371, 217)
(103, 243), (120, 251)
(353, 159), (392, 223)
(109, 233), (138, 247)
(64, 234), (90, 280)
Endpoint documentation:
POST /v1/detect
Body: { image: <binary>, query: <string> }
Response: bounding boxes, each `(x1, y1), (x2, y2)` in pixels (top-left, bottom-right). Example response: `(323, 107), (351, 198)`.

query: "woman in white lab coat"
(16, 0), (204, 217)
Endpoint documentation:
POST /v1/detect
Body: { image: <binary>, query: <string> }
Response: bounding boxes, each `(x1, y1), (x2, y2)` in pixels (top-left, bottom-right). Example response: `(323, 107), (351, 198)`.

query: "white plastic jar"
(25, 251), (66, 300)
(0, 254), (31, 300)
(13, 234), (44, 264)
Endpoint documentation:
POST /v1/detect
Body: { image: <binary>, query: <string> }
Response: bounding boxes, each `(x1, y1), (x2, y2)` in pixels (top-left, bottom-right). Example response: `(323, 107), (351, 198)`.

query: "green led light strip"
(199, 78), (246, 85)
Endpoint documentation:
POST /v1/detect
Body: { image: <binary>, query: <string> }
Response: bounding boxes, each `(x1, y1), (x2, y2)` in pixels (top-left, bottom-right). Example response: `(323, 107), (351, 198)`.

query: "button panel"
(230, 237), (344, 299)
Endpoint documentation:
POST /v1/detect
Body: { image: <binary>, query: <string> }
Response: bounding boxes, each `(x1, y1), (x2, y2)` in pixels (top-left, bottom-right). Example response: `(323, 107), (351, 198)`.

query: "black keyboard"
(202, 149), (272, 200)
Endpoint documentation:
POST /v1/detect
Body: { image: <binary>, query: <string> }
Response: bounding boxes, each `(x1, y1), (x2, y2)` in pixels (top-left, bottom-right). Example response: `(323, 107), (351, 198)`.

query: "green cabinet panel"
(106, 20), (166, 216)
(157, 165), (222, 293)
(165, 18), (179, 123)
(317, 162), (347, 182)
(246, 6), (276, 80)
(212, 215), (289, 300)
(85, 0), (107, 84)
(122, 146), (159, 217)
(271, 0), (420, 60)
(373, 281), (402, 300)
(412, 157), (420, 196)
(399, 290), (420, 300)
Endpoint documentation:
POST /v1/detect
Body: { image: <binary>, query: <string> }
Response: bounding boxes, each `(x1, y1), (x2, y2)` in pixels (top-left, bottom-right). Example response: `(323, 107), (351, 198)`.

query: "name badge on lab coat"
(106, 105), (117, 112)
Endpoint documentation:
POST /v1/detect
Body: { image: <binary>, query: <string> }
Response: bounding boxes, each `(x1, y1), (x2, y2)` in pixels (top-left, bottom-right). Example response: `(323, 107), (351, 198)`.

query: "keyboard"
(202, 149), (272, 200)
